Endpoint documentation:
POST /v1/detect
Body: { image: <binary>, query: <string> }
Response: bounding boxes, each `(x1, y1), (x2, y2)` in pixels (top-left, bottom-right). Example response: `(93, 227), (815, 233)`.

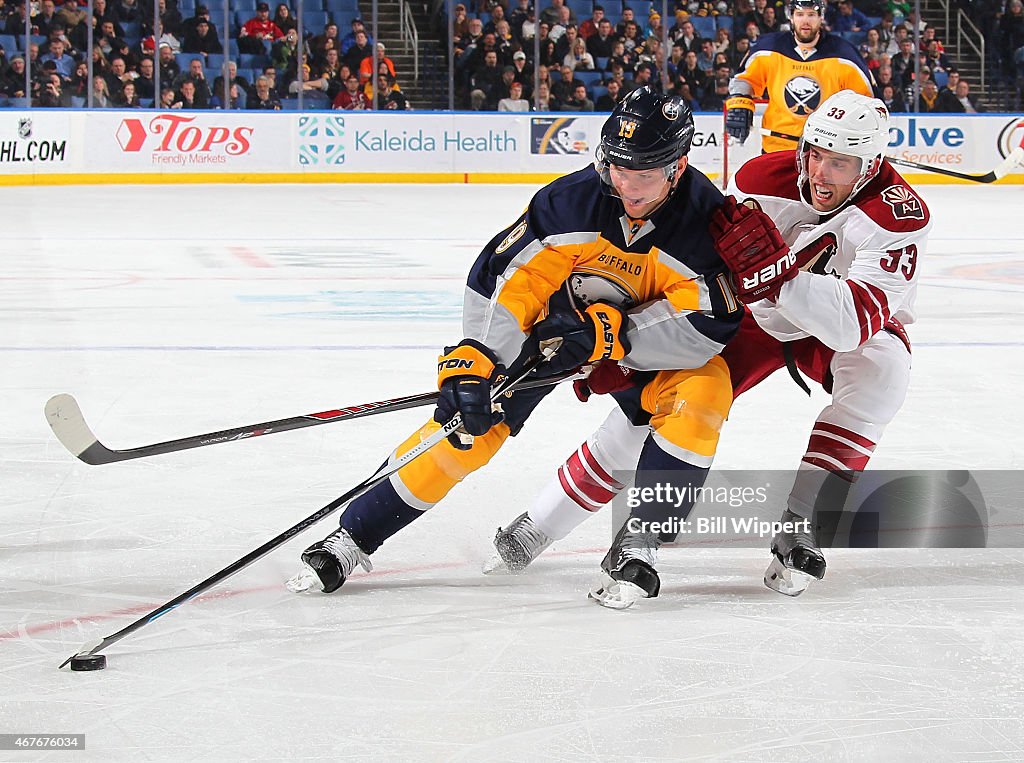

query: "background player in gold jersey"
(725, 0), (875, 153)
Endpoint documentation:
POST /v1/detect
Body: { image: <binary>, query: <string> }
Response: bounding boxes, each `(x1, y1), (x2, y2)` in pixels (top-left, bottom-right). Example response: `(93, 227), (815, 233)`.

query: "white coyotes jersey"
(725, 152), (932, 352)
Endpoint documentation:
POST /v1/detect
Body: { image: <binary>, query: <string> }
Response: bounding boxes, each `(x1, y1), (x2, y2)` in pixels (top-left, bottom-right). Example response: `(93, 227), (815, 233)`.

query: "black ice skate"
(589, 522), (661, 610)
(286, 528), (373, 593)
(482, 512), (554, 575)
(764, 508), (826, 597)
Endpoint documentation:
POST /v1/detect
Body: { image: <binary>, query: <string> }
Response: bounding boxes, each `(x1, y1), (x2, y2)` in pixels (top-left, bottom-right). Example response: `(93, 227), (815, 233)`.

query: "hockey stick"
(45, 371), (579, 466)
(758, 127), (1024, 184)
(58, 346), (559, 670)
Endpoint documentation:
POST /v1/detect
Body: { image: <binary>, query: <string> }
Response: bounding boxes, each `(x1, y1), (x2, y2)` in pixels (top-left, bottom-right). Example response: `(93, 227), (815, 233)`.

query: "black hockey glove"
(530, 302), (631, 376)
(434, 339), (505, 450)
(724, 95), (754, 143)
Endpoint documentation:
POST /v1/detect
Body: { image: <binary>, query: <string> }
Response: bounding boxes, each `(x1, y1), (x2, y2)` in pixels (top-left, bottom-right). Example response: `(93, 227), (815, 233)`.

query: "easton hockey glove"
(531, 302), (631, 376)
(724, 95), (754, 143)
(435, 339), (505, 449)
(710, 196), (797, 303)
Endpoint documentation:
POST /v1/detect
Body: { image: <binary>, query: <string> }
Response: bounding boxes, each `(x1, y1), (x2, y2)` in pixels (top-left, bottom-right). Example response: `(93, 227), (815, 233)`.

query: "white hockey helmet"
(797, 89), (891, 212)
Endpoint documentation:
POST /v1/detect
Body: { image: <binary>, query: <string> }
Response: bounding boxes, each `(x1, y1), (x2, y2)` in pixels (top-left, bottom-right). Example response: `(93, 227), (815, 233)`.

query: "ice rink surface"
(2, 181), (1023, 761)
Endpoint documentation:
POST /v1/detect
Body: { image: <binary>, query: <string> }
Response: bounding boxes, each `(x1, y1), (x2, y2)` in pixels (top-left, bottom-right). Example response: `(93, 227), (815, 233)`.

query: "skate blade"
(763, 556), (815, 597)
(481, 553), (509, 575)
(588, 573), (649, 610)
(286, 564), (322, 593)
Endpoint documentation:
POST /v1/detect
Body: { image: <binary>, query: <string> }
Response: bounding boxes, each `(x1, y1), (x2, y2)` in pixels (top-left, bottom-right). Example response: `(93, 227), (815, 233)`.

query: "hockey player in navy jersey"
(288, 88), (795, 607)
(726, 0), (874, 152)
(487, 90), (932, 602)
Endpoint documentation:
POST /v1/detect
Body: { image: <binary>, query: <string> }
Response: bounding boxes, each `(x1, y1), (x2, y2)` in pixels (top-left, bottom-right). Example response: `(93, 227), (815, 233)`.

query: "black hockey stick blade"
(44, 371), (578, 466)
(57, 350), (555, 669)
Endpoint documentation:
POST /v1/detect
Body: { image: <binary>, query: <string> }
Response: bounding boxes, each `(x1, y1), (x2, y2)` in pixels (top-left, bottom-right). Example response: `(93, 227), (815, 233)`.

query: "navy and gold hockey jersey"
(463, 165), (741, 374)
(733, 31), (874, 153)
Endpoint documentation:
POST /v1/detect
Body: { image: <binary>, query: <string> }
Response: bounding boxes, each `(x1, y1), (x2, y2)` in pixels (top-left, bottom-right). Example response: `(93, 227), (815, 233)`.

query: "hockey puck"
(69, 653), (107, 671)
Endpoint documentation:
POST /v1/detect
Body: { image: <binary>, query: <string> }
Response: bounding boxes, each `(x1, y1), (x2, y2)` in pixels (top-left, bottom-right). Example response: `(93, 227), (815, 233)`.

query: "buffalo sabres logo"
(661, 101), (681, 121)
(566, 273), (635, 309)
(784, 76), (821, 116)
(881, 185), (925, 221)
(18, 118), (32, 139)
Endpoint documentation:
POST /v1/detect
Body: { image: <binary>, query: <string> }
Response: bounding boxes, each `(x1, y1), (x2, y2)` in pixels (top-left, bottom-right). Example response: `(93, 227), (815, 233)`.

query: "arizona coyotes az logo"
(794, 232), (839, 275)
(880, 185), (924, 221)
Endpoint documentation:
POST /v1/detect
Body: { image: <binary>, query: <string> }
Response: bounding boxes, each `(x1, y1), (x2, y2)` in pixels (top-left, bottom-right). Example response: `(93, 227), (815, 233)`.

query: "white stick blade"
(44, 394), (99, 459)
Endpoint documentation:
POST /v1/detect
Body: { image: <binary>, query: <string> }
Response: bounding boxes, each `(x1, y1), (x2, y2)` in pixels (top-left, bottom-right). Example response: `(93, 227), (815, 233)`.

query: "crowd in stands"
(0, 0), (412, 109)
(1, 0), (1020, 109)
(446, 0), (1021, 112)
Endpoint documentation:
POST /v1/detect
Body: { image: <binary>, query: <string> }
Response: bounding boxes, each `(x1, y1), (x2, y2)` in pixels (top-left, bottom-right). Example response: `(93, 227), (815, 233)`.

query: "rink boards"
(0, 109), (1022, 185)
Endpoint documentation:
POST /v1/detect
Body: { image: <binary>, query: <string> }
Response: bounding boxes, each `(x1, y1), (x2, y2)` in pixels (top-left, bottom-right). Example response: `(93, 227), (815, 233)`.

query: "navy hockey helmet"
(786, 0), (825, 17)
(597, 87), (695, 174)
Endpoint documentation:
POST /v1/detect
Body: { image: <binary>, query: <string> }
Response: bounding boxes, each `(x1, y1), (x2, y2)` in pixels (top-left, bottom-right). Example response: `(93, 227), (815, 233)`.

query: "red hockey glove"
(711, 196), (797, 303)
(573, 359), (639, 402)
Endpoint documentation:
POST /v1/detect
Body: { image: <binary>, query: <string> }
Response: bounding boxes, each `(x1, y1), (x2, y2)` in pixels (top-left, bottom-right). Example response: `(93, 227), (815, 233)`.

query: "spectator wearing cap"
(240, 2), (284, 55)
(1, 55), (27, 98)
(341, 19), (374, 56)
(158, 42), (180, 83)
(645, 12), (664, 40)
(450, 4), (470, 43)
(182, 16), (221, 55)
(182, 5), (219, 45)
(510, 49), (532, 89)
(332, 71), (368, 109)
(358, 42), (396, 85)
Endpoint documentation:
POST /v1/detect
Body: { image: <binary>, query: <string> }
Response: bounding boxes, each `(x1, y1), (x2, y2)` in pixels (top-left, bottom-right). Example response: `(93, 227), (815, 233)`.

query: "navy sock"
(632, 438), (709, 542)
(340, 479), (424, 554)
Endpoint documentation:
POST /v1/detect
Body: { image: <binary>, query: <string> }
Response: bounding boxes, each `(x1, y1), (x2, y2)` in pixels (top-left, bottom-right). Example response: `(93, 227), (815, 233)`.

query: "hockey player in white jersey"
(487, 90), (932, 604)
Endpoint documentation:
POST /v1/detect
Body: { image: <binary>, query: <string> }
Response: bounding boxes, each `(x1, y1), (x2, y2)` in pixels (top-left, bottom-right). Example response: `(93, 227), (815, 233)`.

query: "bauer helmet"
(786, 0), (825, 18)
(797, 89), (890, 212)
(596, 87), (695, 184)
